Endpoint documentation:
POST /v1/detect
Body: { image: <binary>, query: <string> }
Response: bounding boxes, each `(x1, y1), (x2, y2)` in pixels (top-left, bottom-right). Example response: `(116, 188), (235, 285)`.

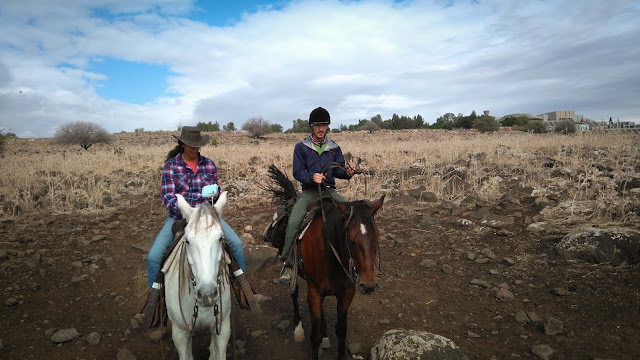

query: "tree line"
(48, 110), (577, 150)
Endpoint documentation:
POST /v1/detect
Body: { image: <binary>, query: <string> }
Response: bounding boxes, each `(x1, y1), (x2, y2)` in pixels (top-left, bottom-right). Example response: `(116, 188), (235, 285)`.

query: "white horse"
(164, 192), (232, 360)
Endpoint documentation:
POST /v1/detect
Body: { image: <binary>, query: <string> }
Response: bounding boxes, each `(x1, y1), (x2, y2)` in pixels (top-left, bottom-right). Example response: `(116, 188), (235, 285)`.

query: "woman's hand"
(312, 173), (326, 184)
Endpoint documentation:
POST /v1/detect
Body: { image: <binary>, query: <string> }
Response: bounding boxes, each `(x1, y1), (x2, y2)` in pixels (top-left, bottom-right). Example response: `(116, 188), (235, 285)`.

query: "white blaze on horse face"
(360, 223), (367, 236)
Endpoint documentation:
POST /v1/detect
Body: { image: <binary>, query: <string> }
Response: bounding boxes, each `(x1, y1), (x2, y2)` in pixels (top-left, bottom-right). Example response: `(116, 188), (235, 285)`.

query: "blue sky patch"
(90, 58), (176, 104)
(191, 0), (284, 26)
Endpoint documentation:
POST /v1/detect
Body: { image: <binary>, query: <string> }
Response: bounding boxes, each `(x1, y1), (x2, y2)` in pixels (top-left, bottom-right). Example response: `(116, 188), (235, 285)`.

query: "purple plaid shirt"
(161, 153), (220, 220)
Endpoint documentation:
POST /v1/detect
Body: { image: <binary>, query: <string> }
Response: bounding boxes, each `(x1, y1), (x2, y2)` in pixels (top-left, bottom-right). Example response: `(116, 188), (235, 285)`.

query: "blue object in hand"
(202, 184), (219, 198)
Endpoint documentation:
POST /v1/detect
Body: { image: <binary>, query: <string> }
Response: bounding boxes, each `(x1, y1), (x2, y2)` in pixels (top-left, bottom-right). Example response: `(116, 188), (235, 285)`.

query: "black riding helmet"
(308, 107), (330, 125)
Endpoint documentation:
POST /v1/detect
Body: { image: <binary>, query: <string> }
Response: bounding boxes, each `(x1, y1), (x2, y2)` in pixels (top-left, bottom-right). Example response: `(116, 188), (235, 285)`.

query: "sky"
(0, 0), (638, 138)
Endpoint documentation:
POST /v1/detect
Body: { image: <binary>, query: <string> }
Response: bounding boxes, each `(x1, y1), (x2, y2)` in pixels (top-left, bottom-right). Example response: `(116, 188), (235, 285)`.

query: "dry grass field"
(0, 129), (639, 360)
(2, 129), (638, 225)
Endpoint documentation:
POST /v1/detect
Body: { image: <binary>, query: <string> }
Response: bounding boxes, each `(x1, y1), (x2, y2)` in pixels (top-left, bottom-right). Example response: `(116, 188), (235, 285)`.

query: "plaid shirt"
(161, 153), (220, 220)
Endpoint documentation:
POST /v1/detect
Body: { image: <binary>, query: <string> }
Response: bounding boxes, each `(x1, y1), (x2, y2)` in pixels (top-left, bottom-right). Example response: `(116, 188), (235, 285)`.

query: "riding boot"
(229, 250), (261, 314)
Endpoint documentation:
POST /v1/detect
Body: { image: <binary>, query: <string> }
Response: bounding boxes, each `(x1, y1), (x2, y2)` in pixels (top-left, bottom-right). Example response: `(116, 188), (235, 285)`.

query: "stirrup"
(279, 266), (293, 284)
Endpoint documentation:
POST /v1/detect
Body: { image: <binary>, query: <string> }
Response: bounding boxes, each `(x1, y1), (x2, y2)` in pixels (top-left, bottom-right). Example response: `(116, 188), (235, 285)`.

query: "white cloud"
(0, 0), (638, 137)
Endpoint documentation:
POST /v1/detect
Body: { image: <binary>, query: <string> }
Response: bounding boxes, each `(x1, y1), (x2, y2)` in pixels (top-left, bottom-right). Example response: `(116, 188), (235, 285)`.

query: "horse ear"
(214, 191), (228, 216)
(176, 194), (194, 221)
(370, 194), (385, 216)
(337, 202), (350, 216)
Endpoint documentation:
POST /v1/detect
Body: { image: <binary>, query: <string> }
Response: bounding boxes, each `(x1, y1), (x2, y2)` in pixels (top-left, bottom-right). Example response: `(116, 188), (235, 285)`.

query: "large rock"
(555, 227), (640, 265)
(370, 329), (469, 360)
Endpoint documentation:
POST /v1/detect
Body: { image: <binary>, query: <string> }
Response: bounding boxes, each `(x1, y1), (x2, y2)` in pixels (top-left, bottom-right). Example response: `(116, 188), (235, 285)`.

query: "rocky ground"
(1, 188), (639, 360)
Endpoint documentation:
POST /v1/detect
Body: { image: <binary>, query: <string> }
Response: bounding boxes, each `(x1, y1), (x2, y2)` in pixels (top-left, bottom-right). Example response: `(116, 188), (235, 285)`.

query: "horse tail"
(266, 164), (298, 205)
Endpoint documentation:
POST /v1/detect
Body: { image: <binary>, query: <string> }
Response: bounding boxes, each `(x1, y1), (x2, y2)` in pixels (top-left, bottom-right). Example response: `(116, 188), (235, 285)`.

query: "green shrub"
(522, 121), (547, 133)
(554, 119), (576, 134)
(473, 116), (499, 133)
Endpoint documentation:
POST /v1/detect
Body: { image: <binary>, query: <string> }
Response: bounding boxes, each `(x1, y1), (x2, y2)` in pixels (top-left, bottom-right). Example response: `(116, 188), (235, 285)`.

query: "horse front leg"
(335, 285), (356, 360)
(171, 322), (194, 360)
(307, 286), (324, 360)
(291, 283), (305, 342)
(208, 317), (231, 360)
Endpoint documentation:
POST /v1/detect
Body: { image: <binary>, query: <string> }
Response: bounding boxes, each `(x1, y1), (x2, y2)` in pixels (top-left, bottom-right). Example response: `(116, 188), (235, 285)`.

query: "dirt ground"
(1, 193), (639, 360)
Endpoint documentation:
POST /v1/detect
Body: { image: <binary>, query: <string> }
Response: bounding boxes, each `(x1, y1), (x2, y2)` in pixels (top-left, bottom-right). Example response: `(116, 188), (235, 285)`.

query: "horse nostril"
(359, 283), (377, 295)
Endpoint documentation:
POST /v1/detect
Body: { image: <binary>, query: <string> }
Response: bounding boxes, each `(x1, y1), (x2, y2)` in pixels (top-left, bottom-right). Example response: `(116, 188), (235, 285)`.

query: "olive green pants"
(281, 188), (346, 262)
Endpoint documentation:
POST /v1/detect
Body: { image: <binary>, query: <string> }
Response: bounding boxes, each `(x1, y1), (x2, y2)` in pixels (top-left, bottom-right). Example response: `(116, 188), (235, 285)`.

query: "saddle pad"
(296, 207), (319, 242)
(161, 237), (185, 274)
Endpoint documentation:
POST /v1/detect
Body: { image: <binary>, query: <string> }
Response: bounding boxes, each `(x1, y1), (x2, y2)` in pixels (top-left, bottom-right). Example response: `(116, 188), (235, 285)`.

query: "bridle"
(316, 162), (381, 283)
(177, 234), (229, 336)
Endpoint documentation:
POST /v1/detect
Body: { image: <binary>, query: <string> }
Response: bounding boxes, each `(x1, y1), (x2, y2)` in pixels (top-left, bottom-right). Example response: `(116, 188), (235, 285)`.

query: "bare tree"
(241, 116), (272, 138)
(54, 121), (112, 150)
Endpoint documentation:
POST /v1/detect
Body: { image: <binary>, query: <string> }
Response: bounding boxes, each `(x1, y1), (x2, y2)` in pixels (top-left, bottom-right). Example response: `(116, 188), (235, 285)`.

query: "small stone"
(501, 257), (515, 266)
(441, 264), (453, 274)
(379, 319), (390, 325)
(531, 344), (556, 360)
(51, 328), (82, 343)
(235, 339), (246, 350)
(250, 330), (266, 338)
(462, 252), (475, 260)
(71, 275), (88, 283)
(348, 342), (362, 355)
(467, 330), (480, 338)
(6, 297), (18, 307)
(543, 317), (564, 336)
(515, 311), (530, 323)
(551, 287), (572, 296)
(277, 320), (290, 331)
(527, 312), (543, 323)
(116, 347), (137, 360)
(480, 248), (497, 259)
(494, 287), (514, 301)
(91, 235), (107, 242)
(149, 329), (165, 343)
(86, 331), (101, 345)
(419, 259), (436, 268)
(470, 279), (490, 288)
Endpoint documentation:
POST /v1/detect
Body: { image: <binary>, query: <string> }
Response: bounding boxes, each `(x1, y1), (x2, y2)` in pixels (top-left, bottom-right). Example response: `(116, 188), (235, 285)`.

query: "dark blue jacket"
(293, 135), (351, 190)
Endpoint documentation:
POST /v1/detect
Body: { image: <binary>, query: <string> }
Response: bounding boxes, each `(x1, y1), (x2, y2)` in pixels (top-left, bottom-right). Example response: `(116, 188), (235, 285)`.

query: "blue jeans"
(147, 216), (246, 288)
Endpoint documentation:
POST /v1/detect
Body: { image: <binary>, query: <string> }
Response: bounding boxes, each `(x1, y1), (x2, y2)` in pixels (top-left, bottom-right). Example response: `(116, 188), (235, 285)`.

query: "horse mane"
(191, 202), (221, 235)
(265, 165), (298, 206)
(321, 200), (376, 261)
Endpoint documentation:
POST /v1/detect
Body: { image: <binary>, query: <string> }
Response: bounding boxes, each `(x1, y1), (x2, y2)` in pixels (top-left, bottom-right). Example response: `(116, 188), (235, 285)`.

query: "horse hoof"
(321, 337), (331, 349)
(294, 321), (305, 343)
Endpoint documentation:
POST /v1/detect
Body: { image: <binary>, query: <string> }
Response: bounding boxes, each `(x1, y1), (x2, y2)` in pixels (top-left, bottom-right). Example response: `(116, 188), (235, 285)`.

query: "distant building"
(538, 110), (576, 121)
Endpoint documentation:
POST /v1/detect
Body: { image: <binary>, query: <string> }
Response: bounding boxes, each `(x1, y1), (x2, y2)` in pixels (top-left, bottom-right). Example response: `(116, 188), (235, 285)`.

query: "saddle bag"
(263, 201), (293, 250)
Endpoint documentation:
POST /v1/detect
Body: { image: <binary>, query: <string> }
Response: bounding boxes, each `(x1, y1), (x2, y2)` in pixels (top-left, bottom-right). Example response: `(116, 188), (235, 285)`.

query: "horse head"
(338, 195), (385, 295)
(176, 192), (228, 307)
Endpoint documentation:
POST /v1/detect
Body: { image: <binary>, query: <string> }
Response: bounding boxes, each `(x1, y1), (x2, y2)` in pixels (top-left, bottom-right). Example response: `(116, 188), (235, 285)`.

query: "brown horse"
(265, 165), (384, 360)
